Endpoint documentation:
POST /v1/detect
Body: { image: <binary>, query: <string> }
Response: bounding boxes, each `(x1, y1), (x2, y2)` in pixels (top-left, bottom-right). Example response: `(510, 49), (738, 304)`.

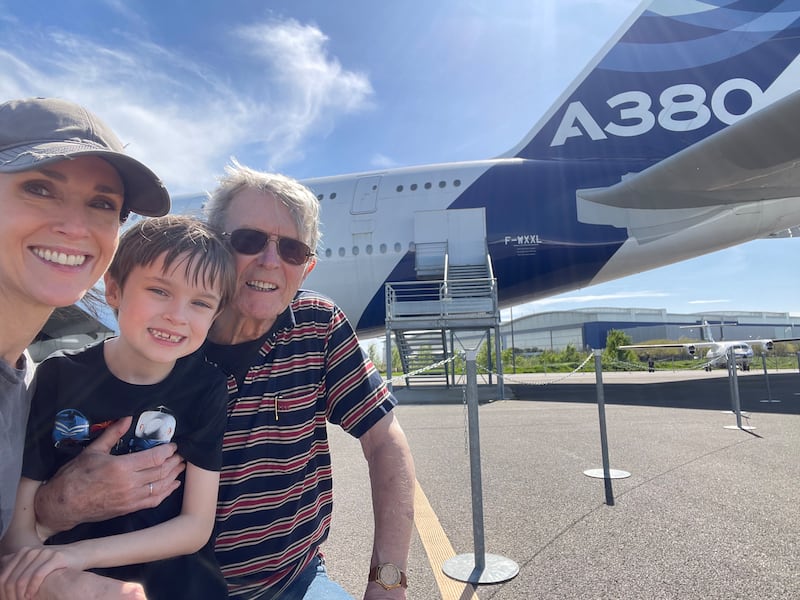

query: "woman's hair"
(108, 214), (237, 311)
(204, 160), (321, 252)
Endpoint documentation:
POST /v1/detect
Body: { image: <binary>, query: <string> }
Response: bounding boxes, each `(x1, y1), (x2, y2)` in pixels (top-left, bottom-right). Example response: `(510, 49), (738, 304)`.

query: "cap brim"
(0, 141), (170, 217)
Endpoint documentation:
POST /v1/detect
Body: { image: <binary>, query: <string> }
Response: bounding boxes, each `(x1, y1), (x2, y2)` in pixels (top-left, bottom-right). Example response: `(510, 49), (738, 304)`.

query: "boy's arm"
(53, 463), (219, 571)
(2, 467), (217, 599)
(1, 478), (46, 554)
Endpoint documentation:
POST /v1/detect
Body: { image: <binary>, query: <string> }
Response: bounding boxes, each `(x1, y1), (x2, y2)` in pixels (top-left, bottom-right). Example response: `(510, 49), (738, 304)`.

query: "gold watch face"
(377, 563), (402, 587)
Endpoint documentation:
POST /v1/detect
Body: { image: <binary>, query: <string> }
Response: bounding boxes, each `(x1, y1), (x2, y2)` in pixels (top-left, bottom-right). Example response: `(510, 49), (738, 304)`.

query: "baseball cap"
(0, 97), (170, 216)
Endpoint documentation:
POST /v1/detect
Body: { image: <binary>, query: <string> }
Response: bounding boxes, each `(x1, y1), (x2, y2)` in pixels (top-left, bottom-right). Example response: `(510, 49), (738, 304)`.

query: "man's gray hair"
(205, 160), (321, 252)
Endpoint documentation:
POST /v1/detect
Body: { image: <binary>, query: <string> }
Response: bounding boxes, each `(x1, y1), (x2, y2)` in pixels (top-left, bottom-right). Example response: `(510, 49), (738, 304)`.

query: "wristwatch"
(368, 563), (408, 590)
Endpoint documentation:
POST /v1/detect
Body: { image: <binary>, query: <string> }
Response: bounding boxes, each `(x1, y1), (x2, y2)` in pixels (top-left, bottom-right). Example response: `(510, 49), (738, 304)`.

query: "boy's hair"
(108, 215), (237, 311)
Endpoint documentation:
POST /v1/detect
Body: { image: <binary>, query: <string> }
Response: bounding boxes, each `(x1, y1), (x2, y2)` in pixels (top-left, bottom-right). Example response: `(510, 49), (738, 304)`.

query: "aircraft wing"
(578, 89), (800, 211)
(620, 342), (715, 351)
(749, 337), (800, 351)
(623, 338), (800, 354)
(764, 226), (800, 239)
(620, 343), (690, 350)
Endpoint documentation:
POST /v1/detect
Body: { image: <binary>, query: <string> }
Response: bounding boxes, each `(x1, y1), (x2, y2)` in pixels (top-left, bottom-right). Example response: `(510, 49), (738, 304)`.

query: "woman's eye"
(90, 196), (120, 211)
(23, 181), (53, 197)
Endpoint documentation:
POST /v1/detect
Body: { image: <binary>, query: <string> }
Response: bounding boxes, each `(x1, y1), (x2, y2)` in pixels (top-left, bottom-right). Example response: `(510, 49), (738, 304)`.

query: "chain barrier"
(383, 353), (461, 386)
(473, 351), (596, 386)
(611, 356), (724, 372)
(382, 349), (733, 389)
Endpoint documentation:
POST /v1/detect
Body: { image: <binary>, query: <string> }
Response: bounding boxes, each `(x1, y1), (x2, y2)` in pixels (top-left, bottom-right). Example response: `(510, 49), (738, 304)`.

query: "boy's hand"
(34, 417), (185, 536)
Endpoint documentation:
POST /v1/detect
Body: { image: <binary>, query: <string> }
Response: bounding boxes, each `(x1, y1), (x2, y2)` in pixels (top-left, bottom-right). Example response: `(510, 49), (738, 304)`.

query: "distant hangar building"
(499, 308), (798, 352)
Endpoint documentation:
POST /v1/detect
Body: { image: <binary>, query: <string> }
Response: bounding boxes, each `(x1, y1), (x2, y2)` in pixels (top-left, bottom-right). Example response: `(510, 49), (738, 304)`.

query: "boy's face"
(104, 252), (222, 366)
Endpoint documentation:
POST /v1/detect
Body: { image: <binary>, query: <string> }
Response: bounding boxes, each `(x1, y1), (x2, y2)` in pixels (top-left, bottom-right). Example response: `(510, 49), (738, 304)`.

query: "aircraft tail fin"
(701, 320), (716, 344)
(679, 320), (718, 343)
(504, 1), (800, 164)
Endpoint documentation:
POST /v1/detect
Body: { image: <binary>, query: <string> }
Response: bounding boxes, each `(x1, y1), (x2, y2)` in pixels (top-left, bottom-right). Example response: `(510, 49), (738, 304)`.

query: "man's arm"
(359, 411), (415, 600)
(34, 417), (185, 538)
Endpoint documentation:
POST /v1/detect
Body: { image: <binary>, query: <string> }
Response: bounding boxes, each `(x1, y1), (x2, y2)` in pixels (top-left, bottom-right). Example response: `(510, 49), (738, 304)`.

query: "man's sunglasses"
(224, 229), (314, 266)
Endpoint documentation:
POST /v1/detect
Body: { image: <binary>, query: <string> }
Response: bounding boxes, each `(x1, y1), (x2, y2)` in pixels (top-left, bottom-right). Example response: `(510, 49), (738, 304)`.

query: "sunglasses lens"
(278, 238), (310, 265)
(229, 229), (269, 255)
(228, 229), (311, 265)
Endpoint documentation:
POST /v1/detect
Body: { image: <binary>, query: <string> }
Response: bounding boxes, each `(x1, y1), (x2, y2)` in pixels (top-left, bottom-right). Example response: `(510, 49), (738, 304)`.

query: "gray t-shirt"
(0, 351), (33, 539)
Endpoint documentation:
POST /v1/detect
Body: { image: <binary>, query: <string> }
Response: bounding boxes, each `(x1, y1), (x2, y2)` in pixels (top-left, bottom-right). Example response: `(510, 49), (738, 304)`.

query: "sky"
(2, 0), (797, 325)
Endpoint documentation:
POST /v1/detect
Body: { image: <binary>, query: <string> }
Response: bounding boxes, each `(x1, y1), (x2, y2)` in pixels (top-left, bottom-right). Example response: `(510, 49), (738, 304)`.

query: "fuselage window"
(330, 192), (337, 200)
(394, 242), (402, 252)
(424, 182), (432, 190)
(352, 246), (360, 256)
(410, 183), (418, 191)
(396, 185), (403, 193)
(316, 194), (323, 201)
(438, 181), (446, 188)
(325, 248), (332, 258)
(380, 243), (387, 253)
(338, 247), (346, 257)
(366, 244), (373, 255)
(453, 179), (461, 187)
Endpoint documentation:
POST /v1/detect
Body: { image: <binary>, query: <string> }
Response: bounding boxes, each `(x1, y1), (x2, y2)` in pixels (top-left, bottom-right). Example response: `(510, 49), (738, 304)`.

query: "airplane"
(620, 320), (800, 371)
(33, 0), (800, 357)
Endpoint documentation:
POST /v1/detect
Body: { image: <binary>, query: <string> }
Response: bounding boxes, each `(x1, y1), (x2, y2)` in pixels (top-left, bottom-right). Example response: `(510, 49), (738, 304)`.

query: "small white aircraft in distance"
(621, 321), (800, 371)
(34, 0), (800, 352)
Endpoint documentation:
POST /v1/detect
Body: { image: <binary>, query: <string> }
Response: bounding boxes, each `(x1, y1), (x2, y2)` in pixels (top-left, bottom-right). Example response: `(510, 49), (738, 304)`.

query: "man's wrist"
(368, 563), (407, 590)
(34, 479), (73, 535)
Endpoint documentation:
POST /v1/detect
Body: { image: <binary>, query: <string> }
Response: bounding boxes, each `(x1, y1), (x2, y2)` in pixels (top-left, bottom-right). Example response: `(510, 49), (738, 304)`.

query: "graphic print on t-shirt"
(51, 405), (176, 456)
(129, 406), (176, 452)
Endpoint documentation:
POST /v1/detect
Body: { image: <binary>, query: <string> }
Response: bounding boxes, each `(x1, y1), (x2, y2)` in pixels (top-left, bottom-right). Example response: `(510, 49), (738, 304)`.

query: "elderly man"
(33, 162), (415, 600)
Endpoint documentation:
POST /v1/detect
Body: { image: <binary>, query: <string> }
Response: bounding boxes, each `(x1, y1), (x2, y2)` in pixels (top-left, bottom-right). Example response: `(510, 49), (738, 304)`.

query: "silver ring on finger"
(149, 482), (154, 496)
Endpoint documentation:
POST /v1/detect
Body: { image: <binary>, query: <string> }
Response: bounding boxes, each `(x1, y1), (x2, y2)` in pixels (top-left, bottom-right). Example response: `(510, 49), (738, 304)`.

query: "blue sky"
(2, 0), (797, 323)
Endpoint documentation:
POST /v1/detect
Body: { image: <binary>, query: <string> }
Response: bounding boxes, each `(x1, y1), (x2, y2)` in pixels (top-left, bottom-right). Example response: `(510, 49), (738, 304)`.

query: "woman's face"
(0, 155), (124, 310)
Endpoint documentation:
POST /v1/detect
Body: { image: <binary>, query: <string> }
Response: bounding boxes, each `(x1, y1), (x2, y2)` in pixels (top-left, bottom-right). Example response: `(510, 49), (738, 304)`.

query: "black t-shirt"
(24, 342), (229, 600)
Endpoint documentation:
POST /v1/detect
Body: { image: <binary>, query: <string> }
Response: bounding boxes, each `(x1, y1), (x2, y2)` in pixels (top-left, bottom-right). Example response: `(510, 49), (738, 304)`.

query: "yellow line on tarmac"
(413, 479), (479, 600)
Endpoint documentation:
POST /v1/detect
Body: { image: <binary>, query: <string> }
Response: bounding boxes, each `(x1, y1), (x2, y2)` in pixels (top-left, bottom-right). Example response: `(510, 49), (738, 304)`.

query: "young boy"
(1, 215), (237, 600)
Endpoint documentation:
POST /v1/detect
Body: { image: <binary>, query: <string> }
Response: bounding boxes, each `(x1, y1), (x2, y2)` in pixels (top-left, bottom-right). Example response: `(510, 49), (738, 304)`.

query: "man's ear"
(301, 257), (317, 282)
(104, 272), (122, 309)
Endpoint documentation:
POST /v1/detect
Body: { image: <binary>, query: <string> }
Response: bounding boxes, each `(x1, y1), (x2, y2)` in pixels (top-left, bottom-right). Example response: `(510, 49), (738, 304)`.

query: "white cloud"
(688, 299), (731, 305)
(532, 290), (670, 307)
(233, 19), (374, 168)
(0, 17), (373, 195)
(370, 153), (399, 169)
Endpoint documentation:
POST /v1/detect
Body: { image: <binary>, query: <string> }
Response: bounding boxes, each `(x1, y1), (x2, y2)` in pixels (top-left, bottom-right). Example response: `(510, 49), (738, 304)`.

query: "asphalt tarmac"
(322, 368), (800, 599)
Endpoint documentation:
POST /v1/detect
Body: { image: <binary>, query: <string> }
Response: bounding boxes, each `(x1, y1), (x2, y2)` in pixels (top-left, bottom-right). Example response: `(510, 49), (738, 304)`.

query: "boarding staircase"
(385, 241), (501, 388)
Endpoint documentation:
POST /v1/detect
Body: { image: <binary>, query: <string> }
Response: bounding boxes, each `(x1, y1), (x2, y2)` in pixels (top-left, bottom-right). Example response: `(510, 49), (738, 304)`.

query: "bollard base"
(759, 399), (781, 403)
(724, 424), (756, 430)
(442, 553), (519, 584)
(583, 468), (630, 479)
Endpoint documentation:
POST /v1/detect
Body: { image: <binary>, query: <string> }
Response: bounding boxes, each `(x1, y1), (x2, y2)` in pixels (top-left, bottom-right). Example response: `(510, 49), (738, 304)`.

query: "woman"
(0, 96), (169, 549)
